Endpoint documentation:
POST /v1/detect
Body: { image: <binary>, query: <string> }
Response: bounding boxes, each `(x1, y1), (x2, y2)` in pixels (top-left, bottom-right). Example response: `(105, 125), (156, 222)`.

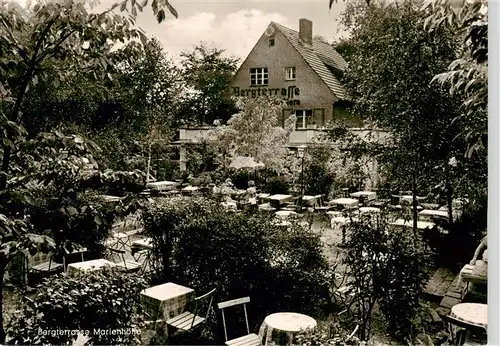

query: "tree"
(0, 0), (176, 341)
(207, 96), (297, 173)
(177, 44), (240, 126)
(301, 146), (336, 196)
(422, 0), (487, 159)
(422, 0), (487, 266)
(329, 0), (371, 7)
(333, 0), (464, 234)
(333, 37), (357, 61)
(115, 38), (181, 180)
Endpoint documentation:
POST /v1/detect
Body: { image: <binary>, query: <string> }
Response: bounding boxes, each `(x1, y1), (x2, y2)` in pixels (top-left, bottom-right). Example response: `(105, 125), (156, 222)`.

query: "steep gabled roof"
(271, 22), (349, 100)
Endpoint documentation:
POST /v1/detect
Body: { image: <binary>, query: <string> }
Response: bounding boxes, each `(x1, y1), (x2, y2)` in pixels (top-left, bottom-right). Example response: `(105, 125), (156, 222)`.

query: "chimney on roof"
(299, 18), (313, 46)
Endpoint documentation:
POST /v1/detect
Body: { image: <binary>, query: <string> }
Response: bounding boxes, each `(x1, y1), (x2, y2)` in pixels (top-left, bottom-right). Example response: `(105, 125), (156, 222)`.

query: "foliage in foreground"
(295, 322), (362, 346)
(142, 197), (333, 337)
(0, 0), (174, 342)
(6, 269), (147, 345)
(423, 0), (488, 158)
(342, 215), (430, 342)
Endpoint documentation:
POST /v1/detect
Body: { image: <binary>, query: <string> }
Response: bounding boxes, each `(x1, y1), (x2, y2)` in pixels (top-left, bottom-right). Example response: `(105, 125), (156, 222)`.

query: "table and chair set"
(140, 282), (318, 346)
(443, 303), (487, 345)
(28, 227), (155, 282)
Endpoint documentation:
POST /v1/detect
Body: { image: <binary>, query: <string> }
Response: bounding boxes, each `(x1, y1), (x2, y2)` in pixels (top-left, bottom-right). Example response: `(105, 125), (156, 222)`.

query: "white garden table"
(181, 186), (199, 195)
(275, 210), (297, 218)
(222, 201), (238, 210)
(67, 259), (116, 277)
(359, 207), (381, 214)
(146, 181), (178, 191)
(302, 195), (318, 207)
(131, 238), (153, 250)
(329, 198), (359, 208)
(268, 194), (293, 203)
(350, 191), (377, 201)
(141, 282), (195, 322)
(258, 312), (317, 346)
(418, 209), (448, 218)
(100, 195), (123, 203)
(268, 194), (293, 210)
(326, 210), (342, 218)
(399, 195), (426, 202)
(450, 303), (487, 329)
(389, 219), (436, 230)
(330, 216), (351, 230)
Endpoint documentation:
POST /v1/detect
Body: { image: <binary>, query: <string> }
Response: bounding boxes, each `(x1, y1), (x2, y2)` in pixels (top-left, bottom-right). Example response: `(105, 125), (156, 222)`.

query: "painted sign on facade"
(232, 86), (300, 106)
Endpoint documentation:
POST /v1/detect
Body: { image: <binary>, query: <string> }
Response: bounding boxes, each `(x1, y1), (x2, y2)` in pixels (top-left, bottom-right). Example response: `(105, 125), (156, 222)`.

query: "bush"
(343, 215), (430, 342)
(302, 148), (336, 196)
(6, 269), (147, 345)
(27, 191), (120, 259)
(264, 176), (290, 194)
(192, 172), (213, 186)
(142, 198), (333, 340)
(295, 322), (362, 346)
(432, 197), (486, 270)
(186, 141), (220, 176)
(229, 170), (250, 190)
(377, 230), (430, 341)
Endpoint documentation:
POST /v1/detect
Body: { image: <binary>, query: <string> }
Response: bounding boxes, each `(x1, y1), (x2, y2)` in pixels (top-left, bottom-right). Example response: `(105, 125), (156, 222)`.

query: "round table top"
(264, 312), (317, 332)
(451, 303), (488, 328)
(359, 207), (381, 214)
(331, 217), (351, 224)
(276, 210), (297, 217)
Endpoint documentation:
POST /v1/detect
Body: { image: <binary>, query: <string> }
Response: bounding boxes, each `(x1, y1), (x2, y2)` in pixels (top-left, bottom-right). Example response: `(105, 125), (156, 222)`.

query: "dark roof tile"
(271, 21), (349, 100)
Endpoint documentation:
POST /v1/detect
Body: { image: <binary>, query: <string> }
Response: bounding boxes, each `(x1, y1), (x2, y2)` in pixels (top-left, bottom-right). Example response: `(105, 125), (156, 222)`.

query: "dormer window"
(269, 38), (275, 47)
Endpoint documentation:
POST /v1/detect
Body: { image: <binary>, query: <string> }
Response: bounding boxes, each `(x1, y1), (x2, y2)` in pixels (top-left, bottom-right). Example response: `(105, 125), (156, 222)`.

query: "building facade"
(231, 19), (352, 130)
(175, 19), (384, 188)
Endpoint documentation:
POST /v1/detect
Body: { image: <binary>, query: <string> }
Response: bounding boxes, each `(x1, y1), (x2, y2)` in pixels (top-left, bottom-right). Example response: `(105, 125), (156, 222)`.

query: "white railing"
(178, 126), (389, 146)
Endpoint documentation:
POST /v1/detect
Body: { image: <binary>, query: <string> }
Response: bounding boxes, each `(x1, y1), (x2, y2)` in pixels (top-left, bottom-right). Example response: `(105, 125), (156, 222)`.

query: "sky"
(94, 0), (349, 63)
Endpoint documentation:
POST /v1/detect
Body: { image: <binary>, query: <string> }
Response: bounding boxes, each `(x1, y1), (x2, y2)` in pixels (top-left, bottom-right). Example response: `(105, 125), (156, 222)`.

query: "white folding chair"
(166, 288), (216, 334)
(218, 297), (261, 346)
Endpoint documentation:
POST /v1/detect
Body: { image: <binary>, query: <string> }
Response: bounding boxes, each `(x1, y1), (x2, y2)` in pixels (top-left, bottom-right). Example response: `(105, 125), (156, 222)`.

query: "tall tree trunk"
(0, 68), (34, 190)
(146, 142), (152, 182)
(412, 169), (418, 237)
(446, 182), (453, 226)
(0, 258), (8, 344)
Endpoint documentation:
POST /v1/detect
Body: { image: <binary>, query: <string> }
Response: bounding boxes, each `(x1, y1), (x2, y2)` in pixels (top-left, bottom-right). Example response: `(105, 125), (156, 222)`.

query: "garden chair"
(443, 315), (487, 345)
(29, 252), (64, 284)
(282, 197), (300, 211)
(314, 195), (329, 211)
(217, 297), (261, 346)
(61, 244), (87, 272)
(341, 188), (350, 198)
(166, 288), (216, 334)
(106, 247), (142, 273)
(104, 231), (131, 252)
(130, 237), (155, 273)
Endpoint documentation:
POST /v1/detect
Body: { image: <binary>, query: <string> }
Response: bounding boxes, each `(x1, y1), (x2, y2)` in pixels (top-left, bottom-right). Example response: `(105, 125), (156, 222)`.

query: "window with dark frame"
(249, 67), (269, 86)
(269, 38), (275, 47)
(285, 67), (296, 80)
(295, 109), (313, 129)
